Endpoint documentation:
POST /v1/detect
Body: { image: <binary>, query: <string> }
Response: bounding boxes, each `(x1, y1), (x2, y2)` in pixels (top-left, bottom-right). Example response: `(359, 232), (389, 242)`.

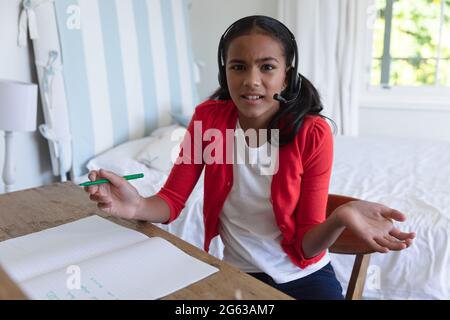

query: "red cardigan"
(156, 99), (333, 269)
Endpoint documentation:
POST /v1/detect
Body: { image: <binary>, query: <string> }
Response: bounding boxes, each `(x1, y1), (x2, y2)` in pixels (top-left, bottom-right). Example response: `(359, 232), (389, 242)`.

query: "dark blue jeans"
(248, 262), (344, 300)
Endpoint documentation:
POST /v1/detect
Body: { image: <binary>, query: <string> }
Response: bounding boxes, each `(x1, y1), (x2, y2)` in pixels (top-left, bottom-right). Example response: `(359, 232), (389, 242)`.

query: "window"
(371, 0), (450, 88)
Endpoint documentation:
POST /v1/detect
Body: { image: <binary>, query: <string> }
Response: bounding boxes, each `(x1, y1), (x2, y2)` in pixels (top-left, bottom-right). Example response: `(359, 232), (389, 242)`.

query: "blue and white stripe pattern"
(53, 0), (198, 177)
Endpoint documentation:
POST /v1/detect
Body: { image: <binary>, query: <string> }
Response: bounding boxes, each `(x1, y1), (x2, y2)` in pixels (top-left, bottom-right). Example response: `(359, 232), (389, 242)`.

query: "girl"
(84, 15), (415, 300)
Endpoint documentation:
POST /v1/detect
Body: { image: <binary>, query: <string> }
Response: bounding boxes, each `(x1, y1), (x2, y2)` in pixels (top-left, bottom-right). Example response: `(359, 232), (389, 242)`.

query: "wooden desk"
(0, 182), (292, 300)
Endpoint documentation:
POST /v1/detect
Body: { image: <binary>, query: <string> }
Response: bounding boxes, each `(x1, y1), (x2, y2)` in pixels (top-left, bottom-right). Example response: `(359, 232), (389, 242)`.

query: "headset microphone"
(273, 93), (288, 104)
(273, 74), (302, 104)
(273, 93), (299, 104)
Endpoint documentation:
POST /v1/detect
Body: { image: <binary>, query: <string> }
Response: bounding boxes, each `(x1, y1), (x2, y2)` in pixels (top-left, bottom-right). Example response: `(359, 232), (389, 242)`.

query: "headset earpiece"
(283, 68), (300, 98)
(217, 36), (228, 90)
(218, 67), (226, 89)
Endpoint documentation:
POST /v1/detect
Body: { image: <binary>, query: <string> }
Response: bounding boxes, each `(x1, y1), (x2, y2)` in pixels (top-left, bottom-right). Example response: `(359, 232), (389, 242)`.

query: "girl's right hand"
(84, 169), (143, 220)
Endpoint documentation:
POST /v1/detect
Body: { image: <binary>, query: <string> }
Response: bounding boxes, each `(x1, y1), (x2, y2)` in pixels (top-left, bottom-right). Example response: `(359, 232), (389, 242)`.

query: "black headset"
(217, 15), (302, 104)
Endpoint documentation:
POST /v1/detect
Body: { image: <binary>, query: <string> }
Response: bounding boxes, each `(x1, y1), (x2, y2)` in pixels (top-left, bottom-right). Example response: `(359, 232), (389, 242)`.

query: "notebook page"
(19, 237), (219, 300)
(0, 216), (148, 283)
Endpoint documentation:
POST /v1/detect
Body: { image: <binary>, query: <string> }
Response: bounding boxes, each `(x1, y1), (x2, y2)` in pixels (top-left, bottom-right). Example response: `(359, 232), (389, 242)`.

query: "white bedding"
(329, 136), (450, 299)
(80, 133), (450, 299)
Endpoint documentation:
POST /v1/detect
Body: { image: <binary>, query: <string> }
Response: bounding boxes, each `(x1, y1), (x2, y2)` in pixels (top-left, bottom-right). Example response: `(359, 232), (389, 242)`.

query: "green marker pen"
(79, 173), (144, 187)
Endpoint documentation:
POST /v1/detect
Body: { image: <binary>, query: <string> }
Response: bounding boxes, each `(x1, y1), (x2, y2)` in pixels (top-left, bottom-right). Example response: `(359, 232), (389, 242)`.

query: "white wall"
(190, 0), (278, 100)
(0, 0), (55, 193)
(359, 107), (450, 141)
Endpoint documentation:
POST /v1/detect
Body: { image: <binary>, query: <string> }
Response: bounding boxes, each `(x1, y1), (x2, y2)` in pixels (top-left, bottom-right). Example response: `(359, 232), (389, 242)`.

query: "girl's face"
(225, 32), (288, 122)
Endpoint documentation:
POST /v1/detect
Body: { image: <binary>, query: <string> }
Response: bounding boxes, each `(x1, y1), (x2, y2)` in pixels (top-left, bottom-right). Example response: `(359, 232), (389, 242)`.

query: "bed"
(25, 0), (449, 299)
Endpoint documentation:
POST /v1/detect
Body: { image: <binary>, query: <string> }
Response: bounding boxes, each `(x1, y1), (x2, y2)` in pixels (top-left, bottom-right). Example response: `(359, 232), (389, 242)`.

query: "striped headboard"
(27, 0), (199, 178)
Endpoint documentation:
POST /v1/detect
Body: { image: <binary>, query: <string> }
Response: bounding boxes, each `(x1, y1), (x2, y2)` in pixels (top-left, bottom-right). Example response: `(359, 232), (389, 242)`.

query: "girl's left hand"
(335, 200), (416, 253)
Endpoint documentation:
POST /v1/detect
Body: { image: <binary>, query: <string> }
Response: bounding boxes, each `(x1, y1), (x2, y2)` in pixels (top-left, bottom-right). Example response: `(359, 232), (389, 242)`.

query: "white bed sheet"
(329, 136), (450, 299)
(79, 133), (450, 299)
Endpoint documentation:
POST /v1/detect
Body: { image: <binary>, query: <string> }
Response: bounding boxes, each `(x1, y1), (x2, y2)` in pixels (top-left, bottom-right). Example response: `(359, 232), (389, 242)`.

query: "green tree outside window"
(372, 0), (450, 87)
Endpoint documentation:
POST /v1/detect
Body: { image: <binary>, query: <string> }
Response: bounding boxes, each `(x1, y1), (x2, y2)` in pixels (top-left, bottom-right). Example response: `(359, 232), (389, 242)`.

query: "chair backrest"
(326, 194), (375, 300)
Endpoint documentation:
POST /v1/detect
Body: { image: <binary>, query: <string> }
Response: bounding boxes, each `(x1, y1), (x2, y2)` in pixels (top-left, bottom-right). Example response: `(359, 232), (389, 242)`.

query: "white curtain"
(278, 0), (373, 136)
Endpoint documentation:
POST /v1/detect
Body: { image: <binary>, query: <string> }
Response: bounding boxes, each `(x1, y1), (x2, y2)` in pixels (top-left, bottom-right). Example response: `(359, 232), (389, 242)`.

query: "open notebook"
(0, 216), (218, 300)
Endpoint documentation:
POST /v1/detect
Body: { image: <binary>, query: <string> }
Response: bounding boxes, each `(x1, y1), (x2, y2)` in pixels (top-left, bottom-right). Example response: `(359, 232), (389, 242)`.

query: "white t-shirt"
(219, 120), (330, 284)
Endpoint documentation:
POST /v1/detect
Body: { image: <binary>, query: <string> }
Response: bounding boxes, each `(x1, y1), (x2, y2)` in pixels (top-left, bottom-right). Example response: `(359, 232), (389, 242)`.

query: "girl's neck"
(237, 116), (268, 132)
(237, 114), (271, 148)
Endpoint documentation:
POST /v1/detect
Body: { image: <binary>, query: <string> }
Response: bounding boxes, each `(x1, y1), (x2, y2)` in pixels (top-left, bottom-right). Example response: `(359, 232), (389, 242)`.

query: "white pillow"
(86, 136), (156, 174)
(135, 125), (187, 173)
(148, 124), (181, 138)
(83, 135), (167, 194)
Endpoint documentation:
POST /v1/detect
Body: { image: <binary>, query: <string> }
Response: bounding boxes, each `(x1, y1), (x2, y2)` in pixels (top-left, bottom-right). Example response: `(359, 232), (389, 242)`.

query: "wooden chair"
(327, 194), (375, 300)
